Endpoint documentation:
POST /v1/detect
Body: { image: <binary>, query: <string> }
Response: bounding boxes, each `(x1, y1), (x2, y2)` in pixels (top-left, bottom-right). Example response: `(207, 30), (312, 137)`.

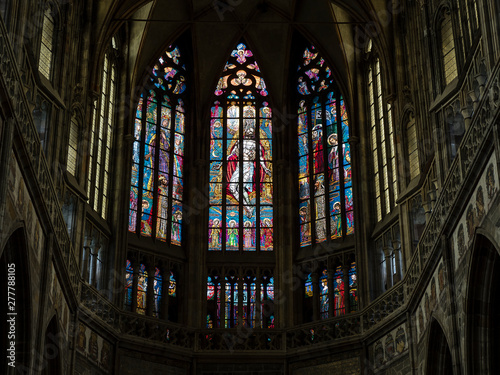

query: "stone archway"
(426, 319), (453, 375)
(466, 233), (500, 375)
(0, 228), (32, 373)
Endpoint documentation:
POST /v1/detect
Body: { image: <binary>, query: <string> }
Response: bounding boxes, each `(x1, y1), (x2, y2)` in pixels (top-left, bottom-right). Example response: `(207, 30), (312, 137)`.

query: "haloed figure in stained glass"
(208, 42), (274, 252)
(226, 122), (272, 217)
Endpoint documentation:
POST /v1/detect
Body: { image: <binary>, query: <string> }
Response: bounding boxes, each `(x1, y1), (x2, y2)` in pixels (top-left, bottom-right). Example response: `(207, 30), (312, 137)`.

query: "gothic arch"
(41, 316), (63, 375)
(425, 318), (453, 375)
(465, 232), (500, 375)
(0, 228), (32, 373)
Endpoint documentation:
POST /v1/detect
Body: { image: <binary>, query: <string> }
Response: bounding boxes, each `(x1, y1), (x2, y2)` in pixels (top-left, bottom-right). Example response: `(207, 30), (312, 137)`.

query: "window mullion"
(222, 101), (228, 253)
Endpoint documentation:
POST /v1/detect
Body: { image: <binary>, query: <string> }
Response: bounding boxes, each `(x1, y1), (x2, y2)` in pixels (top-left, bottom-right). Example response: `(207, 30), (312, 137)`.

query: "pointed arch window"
(208, 42), (273, 252)
(440, 8), (458, 86)
(39, 6), (56, 80)
(297, 45), (354, 247)
(128, 45), (187, 245)
(87, 41), (118, 219)
(367, 56), (398, 221)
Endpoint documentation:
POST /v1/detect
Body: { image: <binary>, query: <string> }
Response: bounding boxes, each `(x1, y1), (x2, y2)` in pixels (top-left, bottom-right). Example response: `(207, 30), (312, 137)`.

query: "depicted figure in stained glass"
(243, 221), (255, 249)
(226, 125), (272, 216)
(137, 268), (148, 313)
(260, 218), (273, 250)
(227, 220), (238, 248)
(209, 219), (221, 248)
(296, 44), (354, 246)
(333, 269), (344, 315)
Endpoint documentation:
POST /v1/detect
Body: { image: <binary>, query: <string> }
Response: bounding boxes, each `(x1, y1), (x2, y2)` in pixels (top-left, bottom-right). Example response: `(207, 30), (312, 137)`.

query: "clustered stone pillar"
(146, 262), (155, 316)
(383, 246), (394, 290)
(343, 264), (351, 314)
(161, 267), (170, 320)
(392, 240), (402, 283)
(131, 258), (140, 313)
(327, 267), (334, 318)
(312, 272), (319, 321)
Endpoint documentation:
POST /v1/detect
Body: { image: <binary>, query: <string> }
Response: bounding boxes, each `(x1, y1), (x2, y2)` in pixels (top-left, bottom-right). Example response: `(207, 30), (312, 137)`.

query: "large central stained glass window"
(297, 45), (354, 247)
(208, 42), (273, 252)
(128, 45), (187, 245)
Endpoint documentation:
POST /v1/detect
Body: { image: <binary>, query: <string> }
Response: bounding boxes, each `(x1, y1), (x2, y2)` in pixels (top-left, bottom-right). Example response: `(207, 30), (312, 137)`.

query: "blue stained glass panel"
(305, 274), (313, 297)
(137, 264), (148, 314)
(147, 101), (157, 124)
(158, 172), (169, 195)
(299, 177), (310, 200)
(169, 272), (177, 297)
(175, 111), (185, 133)
(344, 165), (352, 188)
(326, 101), (336, 125)
(211, 102), (223, 118)
(298, 134), (309, 156)
(161, 102), (171, 120)
(299, 155), (309, 178)
(299, 200), (310, 222)
(172, 176), (183, 200)
(346, 212), (354, 235)
(160, 128), (170, 150)
(330, 191), (341, 214)
(210, 140), (223, 160)
(209, 206), (222, 226)
(300, 223), (311, 246)
(173, 154), (183, 177)
(345, 187), (353, 211)
(159, 149), (169, 173)
(259, 119), (272, 138)
(142, 167), (154, 191)
(134, 119), (142, 140)
(298, 112), (308, 134)
(209, 162), (223, 182)
(210, 119), (223, 138)
(174, 133), (184, 155)
(331, 214), (342, 239)
(343, 143), (351, 165)
(136, 99), (143, 119)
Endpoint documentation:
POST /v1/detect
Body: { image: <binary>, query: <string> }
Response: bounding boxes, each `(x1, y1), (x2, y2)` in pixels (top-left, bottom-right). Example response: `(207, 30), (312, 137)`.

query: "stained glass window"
(129, 45), (187, 245)
(367, 56), (398, 221)
(169, 271), (177, 297)
(297, 45), (353, 247)
(225, 276), (238, 328)
(39, 7), (55, 80)
(208, 42), (273, 252)
(153, 268), (162, 317)
(207, 275), (222, 328)
(137, 264), (148, 315)
(333, 266), (345, 316)
(124, 260), (133, 311)
(320, 269), (329, 319)
(349, 262), (358, 312)
(87, 47), (117, 219)
(305, 273), (313, 297)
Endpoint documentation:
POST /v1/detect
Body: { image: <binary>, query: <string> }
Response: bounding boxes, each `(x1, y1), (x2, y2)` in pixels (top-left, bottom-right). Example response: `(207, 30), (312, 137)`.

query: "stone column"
(343, 265), (350, 314)
(146, 262), (155, 316)
(392, 240), (402, 283)
(90, 244), (100, 288)
(161, 265), (170, 320)
(312, 272), (319, 321)
(383, 246), (394, 290)
(131, 258), (140, 313)
(255, 277), (262, 328)
(0, 118), (14, 241)
(327, 267), (334, 318)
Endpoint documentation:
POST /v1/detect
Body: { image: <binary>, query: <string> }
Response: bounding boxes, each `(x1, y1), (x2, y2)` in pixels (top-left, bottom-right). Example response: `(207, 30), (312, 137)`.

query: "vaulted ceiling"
(94, 0), (391, 110)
